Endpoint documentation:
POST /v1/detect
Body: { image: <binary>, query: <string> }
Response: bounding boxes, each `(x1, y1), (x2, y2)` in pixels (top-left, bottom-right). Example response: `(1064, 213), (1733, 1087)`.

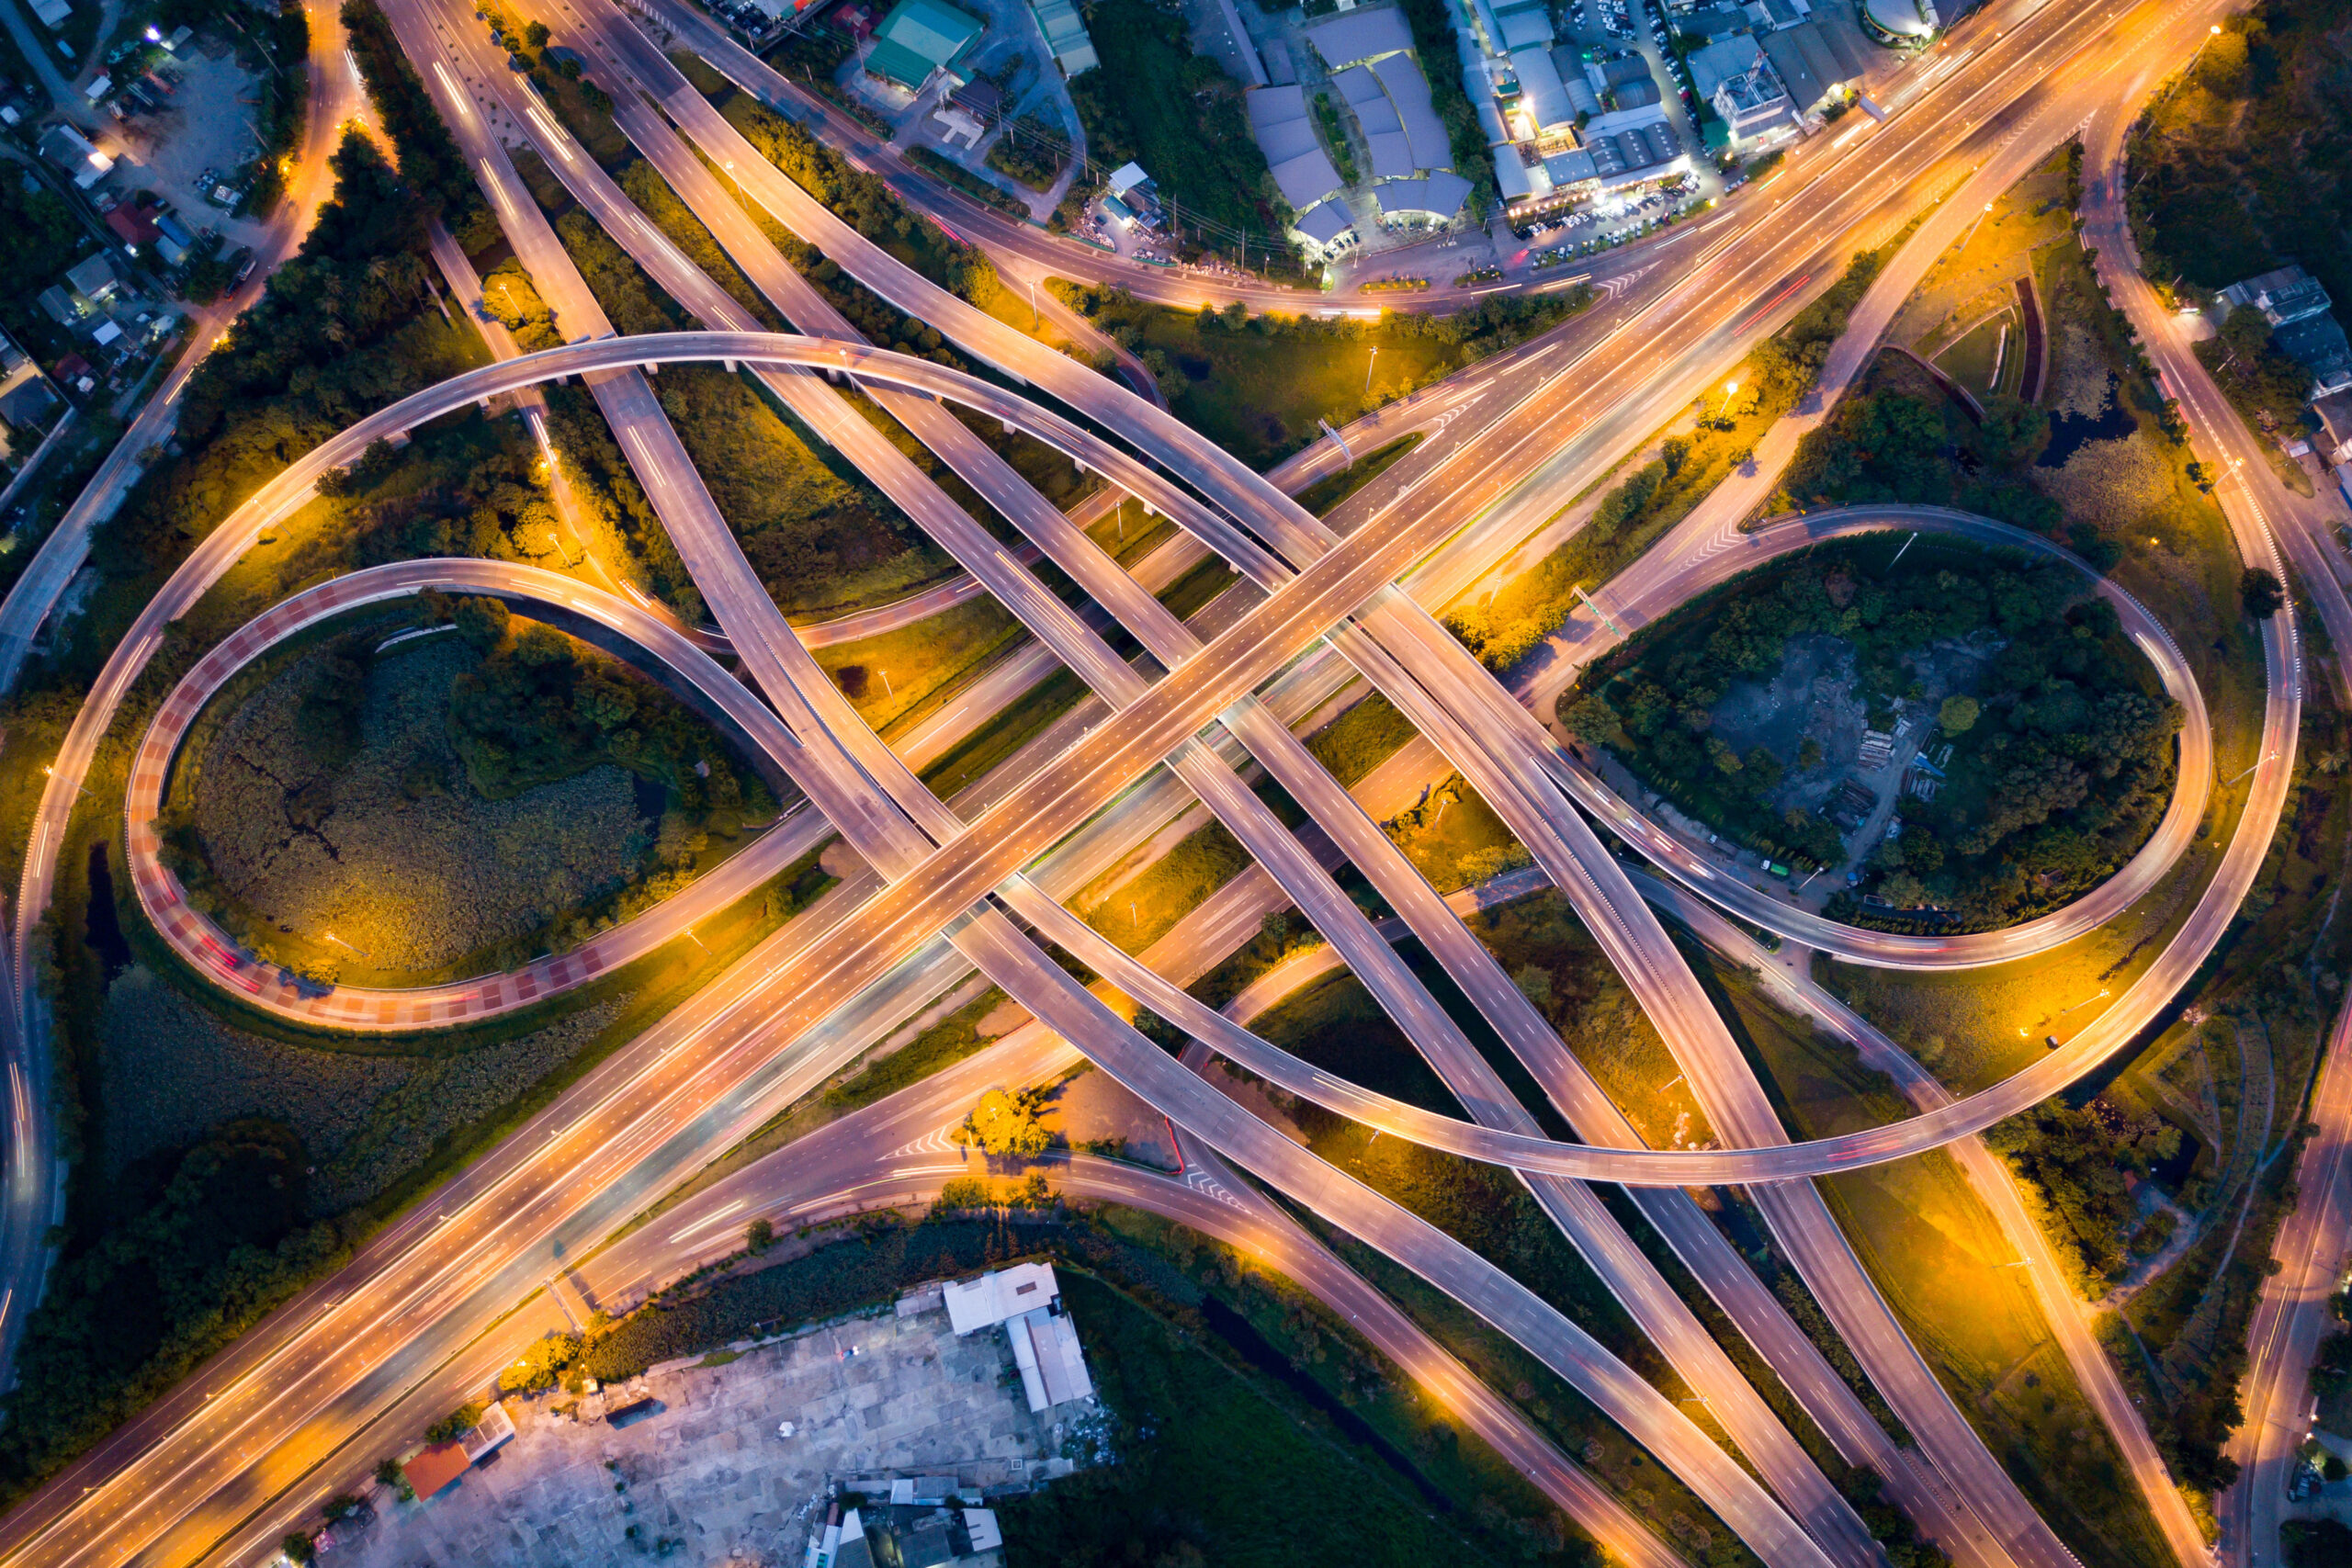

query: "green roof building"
(864, 0), (985, 90)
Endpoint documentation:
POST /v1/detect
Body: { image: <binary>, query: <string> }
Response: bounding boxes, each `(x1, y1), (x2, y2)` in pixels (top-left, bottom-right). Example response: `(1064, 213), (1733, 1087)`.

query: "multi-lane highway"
(0, 0), (371, 1404)
(2074, 88), (2352, 1568)
(0, 0), (2327, 1562)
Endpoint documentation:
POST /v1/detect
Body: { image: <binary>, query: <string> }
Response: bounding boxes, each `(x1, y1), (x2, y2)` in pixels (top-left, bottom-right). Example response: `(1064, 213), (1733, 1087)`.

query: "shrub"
(2242, 567), (2285, 619)
(424, 1401), (486, 1443)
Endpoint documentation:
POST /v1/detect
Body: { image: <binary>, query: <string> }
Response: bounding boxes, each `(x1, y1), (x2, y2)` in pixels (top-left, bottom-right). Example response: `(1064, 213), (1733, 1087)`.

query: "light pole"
(2053, 987), (2109, 1020)
(2186, 22), (2223, 73)
(1959, 200), (1994, 253)
(1714, 378), (1739, 424)
(2224, 750), (2278, 786)
(1364, 344), (1380, 394)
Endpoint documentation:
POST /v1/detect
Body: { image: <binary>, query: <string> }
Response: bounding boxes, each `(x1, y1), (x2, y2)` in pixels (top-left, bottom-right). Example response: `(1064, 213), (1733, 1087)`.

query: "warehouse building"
(862, 0), (984, 91)
(943, 1263), (1096, 1415)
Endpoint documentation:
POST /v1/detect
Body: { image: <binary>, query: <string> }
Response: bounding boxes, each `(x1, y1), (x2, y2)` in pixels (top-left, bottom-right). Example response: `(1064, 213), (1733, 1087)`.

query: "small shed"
(400, 1441), (471, 1501)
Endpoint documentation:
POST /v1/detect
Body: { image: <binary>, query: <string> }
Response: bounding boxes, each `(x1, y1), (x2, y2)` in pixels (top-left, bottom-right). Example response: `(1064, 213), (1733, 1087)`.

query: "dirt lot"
(330, 1285), (1086, 1568)
(1707, 629), (1995, 863)
(105, 41), (276, 251)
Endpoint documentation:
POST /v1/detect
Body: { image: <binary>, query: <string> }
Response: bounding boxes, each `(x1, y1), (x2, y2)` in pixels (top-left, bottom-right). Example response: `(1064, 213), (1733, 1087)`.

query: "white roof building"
(1508, 45), (1577, 136)
(943, 1260), (1059, 1332)
(1006, 1297), (1092, 1412)
(943, 1262), (1095, 1414)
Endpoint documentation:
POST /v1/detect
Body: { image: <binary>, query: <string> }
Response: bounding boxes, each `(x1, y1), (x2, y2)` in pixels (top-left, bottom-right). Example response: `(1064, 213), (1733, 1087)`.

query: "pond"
(2038, 370), (2136, 468)
(85, 842), (132, 982)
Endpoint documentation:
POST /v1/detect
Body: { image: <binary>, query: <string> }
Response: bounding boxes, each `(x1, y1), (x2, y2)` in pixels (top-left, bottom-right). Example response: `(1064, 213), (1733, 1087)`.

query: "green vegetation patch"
(1002, 1274), (1519, 1566)
(87, 134), (489, 636)
(811, 594), (1024, 738)
(568, 1210), (1591, 1562)
(1081, 812), (1254, 955)
(1305, 689), (1418, 788)
(1382, 773), (1528, 894)
(1054, 286), (1587, 468)
(823, 987), (1019, 1116)
(2127, 3), (2352, 336)
(96, 969), (626, 1215)
(164, 596), (774, 985)
(651, 366), (933, 618)
(917, 667), (1088, 800)
(1718, 966), (2173, 1568)
(981, 114), (1069, 193)
(616, 156), (784, 331)
(1469, 892), (1713, 1147)
(1562, 536), (2180, 928)
(1293, 434), (1425, 517)
(480, 257), (561, 351)
(1453, 248), (1884, 676)
(0, 1121), (356, 1502)
(1063, 0), (1284, 263)
(342, 0), (496, 251)
(718, 95), (1008, 308)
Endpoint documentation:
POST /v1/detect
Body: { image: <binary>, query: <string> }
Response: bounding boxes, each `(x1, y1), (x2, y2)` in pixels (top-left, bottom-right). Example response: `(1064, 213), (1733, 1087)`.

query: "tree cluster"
(1985, 1098), (2181, 1281)
(97, 133), (462, 604)
(341, 0), (497, 250)
(1564, 542), (2180, 922)
(2127, 3), (2352, 334)
(438, 595), (749, 809)
(720, 99), (1002, 309)
(1063, 0), (1284, 252)
(1838, 1470), (1952, 1568)
(1778, 386), (2061, 536)
(0, 1122), (356, 1503)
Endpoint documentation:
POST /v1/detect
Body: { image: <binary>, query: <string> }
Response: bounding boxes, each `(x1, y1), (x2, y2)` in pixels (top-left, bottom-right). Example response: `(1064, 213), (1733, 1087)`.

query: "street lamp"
(1960, 200), (1995, 252)
(1364, 344), (1381, 394)
(1715, 378), (1740, 424)
(2224, 750), (2278, 786)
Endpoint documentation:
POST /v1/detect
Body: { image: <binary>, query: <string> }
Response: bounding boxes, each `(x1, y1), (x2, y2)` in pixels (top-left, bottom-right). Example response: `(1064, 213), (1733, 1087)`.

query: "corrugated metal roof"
(401, 1442), (472, 1500)
(1366, 129), (1415, 178)
(1304, 6), (1413, 66)
(864, 35), (936, 85)
(1268, 148), (1344, 209)
(1510, 45), (1574, 132)
(1498, 6), (1553, 48)
(1372, 52), (1451, 170)
(874, 0), (982, 68)
(1257, 116), (1323, 163)
(1293, 200), (1354, 243)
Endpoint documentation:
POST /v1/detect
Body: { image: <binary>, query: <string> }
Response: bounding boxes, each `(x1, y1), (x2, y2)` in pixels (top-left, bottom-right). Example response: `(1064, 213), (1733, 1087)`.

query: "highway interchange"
(0, 0), (2338, 1562)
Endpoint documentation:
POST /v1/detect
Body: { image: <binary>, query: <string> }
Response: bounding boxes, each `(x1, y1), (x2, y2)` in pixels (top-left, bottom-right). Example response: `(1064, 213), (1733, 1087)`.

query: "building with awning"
(1290, 198), (1356, 259)
(1374, 172), (1472, 222)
